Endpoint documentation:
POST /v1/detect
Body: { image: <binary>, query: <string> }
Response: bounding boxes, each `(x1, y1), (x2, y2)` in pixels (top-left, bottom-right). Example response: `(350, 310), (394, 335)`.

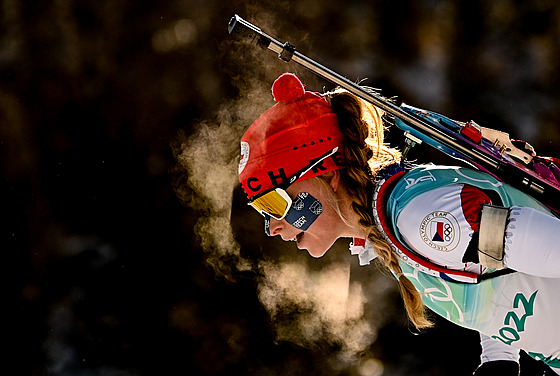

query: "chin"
(296, 232), (335, 258)
(306, 248), (329, 258)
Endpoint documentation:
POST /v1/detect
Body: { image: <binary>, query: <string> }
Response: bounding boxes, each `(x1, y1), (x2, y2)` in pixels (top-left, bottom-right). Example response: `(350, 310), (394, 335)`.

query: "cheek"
(305, 205), (342, 247)
(284, 192), (323, 231)
(313, 196), (340, 226)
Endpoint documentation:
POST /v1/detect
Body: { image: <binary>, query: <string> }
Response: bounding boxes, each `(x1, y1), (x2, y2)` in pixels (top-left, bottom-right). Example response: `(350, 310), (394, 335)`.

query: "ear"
(328, 170), (342, 192)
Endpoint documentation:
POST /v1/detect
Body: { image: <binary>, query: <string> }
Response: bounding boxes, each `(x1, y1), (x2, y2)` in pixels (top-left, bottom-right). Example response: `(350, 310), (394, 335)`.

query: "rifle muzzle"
(228, 14), (271, 50)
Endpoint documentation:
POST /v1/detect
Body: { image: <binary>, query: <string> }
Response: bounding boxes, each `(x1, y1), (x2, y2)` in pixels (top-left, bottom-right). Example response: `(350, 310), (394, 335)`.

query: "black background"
(9, 0), (559, 375)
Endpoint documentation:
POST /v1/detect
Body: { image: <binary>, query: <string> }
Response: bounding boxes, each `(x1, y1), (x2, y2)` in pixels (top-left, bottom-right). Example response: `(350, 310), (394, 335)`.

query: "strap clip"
(478, 205), (509, 270)
(278, 42), (296, 62)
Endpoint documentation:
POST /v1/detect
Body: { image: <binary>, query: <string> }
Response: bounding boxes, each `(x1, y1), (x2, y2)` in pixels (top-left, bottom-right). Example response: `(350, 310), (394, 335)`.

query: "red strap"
(376, 171), (479, 281)
(352, 238), (366, 246)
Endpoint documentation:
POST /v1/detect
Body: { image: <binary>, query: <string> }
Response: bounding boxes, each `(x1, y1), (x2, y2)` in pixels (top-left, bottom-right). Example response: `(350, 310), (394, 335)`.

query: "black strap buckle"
(278, 42), (296, 62)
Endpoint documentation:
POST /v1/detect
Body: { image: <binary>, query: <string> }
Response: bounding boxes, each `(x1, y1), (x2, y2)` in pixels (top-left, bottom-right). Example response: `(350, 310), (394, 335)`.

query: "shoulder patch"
(419, 211), (461, 252)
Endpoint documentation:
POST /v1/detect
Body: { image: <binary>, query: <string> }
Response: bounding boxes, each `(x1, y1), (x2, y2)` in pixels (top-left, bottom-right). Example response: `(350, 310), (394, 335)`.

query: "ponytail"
(326, 89), (433, 329)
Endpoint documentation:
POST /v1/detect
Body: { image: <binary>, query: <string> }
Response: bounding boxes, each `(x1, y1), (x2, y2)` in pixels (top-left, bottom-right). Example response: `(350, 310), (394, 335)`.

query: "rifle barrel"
(227, 14), (560, 212)
(227, 15), (498, 169)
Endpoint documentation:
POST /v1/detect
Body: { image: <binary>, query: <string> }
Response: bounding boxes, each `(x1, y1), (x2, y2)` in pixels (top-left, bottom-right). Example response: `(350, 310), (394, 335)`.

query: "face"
(265, 174), (357, 258)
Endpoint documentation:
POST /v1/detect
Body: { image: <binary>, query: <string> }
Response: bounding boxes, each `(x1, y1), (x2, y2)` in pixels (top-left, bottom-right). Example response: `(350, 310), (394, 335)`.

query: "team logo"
(239, 141), (250, 174)
(419, 211), (460, 252)
(292, 193), (307, 210)
(292, 216), (307, 229)
(309, 200), (323, 215)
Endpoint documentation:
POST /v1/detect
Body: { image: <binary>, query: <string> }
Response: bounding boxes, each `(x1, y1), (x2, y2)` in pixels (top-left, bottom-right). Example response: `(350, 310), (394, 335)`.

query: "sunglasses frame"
(248, 146), (339, 219)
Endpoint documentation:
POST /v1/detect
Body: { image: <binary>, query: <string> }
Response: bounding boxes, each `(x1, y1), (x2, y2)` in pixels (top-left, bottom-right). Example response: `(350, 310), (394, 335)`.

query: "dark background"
(8, 0), (559, 375)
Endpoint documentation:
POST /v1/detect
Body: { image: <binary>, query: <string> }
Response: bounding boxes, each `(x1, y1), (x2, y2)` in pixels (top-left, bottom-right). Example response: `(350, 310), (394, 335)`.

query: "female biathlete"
(237, 73), (560, 375)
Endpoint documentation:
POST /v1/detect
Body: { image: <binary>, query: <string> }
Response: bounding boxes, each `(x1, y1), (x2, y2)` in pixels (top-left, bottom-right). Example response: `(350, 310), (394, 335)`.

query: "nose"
(268, 217), (286, 237)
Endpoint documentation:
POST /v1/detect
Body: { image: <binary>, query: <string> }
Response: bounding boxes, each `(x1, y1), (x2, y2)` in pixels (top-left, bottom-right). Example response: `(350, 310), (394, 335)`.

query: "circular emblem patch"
(419, 211), (460, 252)
(239, 141), (250, 174)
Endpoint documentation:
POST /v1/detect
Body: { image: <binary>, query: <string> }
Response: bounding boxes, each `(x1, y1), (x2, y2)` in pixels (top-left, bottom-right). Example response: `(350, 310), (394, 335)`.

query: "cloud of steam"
(171, 11), (396, 371)
(171, 67), (275, 275)
(258, 260), (375, 359)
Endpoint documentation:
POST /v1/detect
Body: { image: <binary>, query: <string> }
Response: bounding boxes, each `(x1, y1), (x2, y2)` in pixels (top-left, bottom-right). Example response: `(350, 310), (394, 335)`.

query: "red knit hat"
(239, 73), (345, 200)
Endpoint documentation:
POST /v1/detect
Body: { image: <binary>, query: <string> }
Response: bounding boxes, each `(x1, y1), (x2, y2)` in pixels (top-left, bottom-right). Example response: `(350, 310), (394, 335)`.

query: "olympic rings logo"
(443, 223), (453, 242)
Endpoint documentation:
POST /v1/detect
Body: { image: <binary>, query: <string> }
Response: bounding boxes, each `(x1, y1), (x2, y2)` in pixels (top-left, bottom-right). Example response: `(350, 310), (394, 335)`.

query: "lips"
(295, 232), (304, 248)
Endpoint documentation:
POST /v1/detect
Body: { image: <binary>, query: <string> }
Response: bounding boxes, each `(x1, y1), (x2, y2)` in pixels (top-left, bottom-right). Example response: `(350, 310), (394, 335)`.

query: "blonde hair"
(324, 89), (433, 329)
